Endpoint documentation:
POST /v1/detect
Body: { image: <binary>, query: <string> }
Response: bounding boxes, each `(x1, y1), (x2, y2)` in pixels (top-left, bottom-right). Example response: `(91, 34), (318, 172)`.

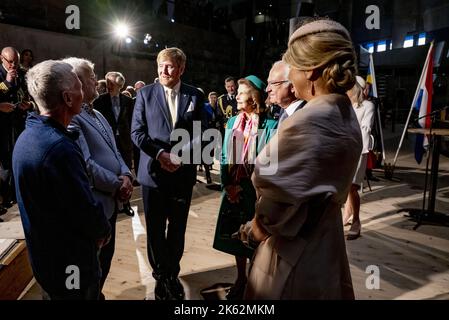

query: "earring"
(309, 80), (315, 96)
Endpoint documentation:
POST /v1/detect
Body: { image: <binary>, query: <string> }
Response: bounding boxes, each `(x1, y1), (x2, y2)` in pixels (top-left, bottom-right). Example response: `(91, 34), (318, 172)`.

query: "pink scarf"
(227, 112), (259, 183)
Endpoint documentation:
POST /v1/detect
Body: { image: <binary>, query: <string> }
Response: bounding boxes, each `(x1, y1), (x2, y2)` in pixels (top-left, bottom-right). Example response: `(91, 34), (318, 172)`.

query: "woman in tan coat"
(240, 18), (362, 299)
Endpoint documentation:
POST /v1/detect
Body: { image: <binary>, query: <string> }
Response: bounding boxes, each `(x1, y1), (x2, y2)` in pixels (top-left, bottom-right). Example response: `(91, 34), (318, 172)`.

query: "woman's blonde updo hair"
(283, 18), (357, 94)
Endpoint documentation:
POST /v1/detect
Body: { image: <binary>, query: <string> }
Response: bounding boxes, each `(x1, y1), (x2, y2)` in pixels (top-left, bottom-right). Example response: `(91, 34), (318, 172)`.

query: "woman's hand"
(250, 216), (270, 242)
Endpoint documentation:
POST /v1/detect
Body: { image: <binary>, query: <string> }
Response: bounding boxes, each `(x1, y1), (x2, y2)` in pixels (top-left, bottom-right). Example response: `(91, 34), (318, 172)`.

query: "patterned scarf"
(227, 112), (259, 183)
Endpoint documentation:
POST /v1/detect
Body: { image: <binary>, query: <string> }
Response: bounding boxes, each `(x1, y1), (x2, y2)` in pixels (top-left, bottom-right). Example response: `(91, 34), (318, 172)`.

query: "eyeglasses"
(266, 80), (290, 88)
(1, 55), (18, 66)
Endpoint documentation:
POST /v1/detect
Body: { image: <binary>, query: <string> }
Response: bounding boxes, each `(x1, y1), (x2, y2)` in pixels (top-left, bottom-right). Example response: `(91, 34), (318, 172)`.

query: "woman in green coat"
(213, 75), (278, 299)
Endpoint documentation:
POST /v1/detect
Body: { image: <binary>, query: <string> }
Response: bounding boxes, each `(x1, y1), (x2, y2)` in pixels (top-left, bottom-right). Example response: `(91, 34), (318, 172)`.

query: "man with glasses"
(266, 60), (306, 124)
(94, 71), (135, 217)
(0, 46), (32, 216)
(65, 58), (133, 299)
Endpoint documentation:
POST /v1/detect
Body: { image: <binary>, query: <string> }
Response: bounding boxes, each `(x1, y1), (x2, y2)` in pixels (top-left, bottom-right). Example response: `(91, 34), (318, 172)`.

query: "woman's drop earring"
(309, 80), (315, 96)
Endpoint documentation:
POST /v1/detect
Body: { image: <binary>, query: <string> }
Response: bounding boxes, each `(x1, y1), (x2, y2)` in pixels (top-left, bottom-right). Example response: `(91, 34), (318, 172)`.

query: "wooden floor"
(7, 148), (449, 300)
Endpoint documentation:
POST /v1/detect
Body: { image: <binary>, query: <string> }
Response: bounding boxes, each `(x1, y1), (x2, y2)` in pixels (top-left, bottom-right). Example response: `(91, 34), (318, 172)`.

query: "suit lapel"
(155, 83), (173, 130)
(80, 109), (115, 150)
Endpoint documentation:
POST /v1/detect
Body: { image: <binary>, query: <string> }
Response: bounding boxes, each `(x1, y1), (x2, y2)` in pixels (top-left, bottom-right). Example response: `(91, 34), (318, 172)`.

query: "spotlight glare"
(114, 23), (129, 38)
(170, 18), (175, 23)
(125, 37), (132, 44)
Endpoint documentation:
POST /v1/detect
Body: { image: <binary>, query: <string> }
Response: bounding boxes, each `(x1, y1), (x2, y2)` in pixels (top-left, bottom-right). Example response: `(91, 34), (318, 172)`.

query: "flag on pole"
(366, 54), (378, 98)
(366, 54), (385, 164)
(413, 43), (434, 164)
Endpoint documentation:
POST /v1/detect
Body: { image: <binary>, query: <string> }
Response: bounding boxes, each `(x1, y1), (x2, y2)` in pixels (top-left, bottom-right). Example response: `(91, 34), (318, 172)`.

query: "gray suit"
(69, 106), (132, 219)
(69, 105), (132, 297)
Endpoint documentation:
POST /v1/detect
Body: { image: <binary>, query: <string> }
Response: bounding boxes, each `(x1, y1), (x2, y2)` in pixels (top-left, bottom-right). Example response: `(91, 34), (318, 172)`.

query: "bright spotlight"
(170, 18), (175, 23)
(114, 23), (129, 38)
(125, 37), (132, 44)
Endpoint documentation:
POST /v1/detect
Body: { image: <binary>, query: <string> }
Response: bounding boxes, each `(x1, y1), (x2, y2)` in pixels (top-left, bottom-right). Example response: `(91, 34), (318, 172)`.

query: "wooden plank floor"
(10, 152), (449, 300)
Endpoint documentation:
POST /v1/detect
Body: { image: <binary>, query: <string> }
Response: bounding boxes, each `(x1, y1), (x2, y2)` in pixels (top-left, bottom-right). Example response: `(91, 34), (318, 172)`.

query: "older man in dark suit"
(132, 47), (204, 300)
(94, 71), (135, 216)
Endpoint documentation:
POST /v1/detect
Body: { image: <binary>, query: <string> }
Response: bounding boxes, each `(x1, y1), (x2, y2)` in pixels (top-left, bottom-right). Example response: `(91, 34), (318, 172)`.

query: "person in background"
(0, 46), (33, 215)
(134, 80), (146, 91)
(96, 79), (107, 95)
(122, 90), (132, 99)
(217, 76), (238, 121)
(20, 49), (34, 72)
(343, 76), (375, 240)
(125, 86), (136, 98)
(94, 71), (135, 217)
(197, 87), (212, 184)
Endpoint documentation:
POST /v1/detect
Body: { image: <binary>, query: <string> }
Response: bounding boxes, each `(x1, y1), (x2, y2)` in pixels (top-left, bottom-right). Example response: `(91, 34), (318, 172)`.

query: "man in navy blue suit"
(131, 47), (204, 300)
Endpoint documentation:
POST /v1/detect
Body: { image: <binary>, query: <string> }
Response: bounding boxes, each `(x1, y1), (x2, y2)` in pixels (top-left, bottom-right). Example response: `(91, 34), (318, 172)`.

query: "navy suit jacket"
(131, 82), (204, 190)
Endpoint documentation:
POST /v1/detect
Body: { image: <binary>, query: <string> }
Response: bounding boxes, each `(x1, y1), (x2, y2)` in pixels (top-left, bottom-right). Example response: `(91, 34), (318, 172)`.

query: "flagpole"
(391, 42), (434, 168)
(369, 54), (386, 163)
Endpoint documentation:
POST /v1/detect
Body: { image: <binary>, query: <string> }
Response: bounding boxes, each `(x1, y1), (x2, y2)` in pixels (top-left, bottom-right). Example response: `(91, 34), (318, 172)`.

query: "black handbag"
(218, 200), (246, 239)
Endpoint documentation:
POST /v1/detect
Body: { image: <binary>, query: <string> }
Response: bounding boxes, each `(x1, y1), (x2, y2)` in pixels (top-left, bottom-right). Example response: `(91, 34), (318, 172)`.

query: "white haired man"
(266, 60), (306, 124)
(94, 71), (135, 216)
(12, 60), (111, 300)
(65, 58), (134, 300)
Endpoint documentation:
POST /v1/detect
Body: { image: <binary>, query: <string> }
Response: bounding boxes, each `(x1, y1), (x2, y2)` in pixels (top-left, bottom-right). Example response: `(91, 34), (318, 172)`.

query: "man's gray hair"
(62, 57), (94, 80)
(26, 60), (78, 112)
(272, 60), (290, 79)
(105, 71), (125, 88)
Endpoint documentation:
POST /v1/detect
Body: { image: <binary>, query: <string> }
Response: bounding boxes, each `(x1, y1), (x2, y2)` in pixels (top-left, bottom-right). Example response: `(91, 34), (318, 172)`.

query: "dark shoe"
(155, 278), (176, 300)
(226, 282), (246, 300)
(2, 201), (13, 209)
(168, 276), (185, 300)
(120, 203), (135, 217)
(346, 222), (361, 240)
(0, 206), (7, 216)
